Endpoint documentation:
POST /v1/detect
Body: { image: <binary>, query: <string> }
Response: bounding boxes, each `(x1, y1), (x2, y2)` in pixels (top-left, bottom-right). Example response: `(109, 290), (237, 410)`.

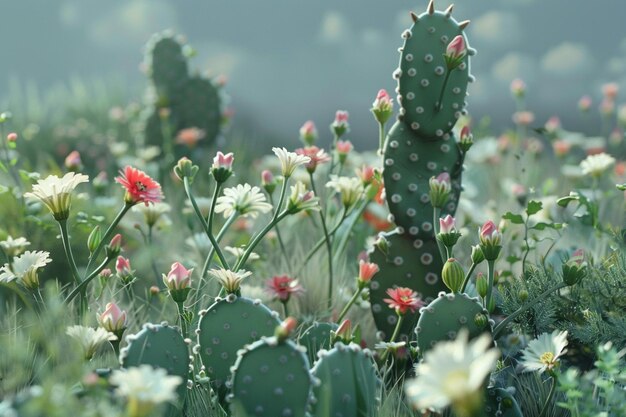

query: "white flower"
(374, 341), (406, 351)
(66, 325), (116, 360)
(132, 202), (171, 228)
(225, 246), (260, 262)
(215, 184), (272, 219)
(272, 147), (310, 177)
(520, 330), (568, 373)
(287, 181), (320, 213)
(0, 235), (30, 257)
(209, 268), (252, 293)
(326, 175), (364, 208)
(0, 250), (52, 289)
(24, 172), (89, 220)
(405, 330), (499, 413)
(110, 365), (182, 417)
(580, 152), (616, 178)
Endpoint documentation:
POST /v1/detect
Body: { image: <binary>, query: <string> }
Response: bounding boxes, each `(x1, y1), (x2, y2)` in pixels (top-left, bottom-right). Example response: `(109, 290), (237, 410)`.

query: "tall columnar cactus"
(311, 342), (381, 417)
(196, 295), (281, 401)
(120, 323), (191, 414)
(370, 0), (475, 340)
(229, 335), (313, 417)
(142, 31), (223, 148)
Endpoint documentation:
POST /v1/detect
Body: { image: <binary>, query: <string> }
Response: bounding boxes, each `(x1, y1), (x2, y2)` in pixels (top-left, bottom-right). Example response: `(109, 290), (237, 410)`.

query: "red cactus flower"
(265, 275), (304, 302)
(383, 287), (424, 315)
(115, 166), (163, 205)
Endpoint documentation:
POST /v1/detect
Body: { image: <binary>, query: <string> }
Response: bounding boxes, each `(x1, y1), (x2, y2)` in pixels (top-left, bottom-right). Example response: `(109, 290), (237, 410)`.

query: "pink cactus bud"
(109, 234), (122, 252)
(335, 319), (352, 340)
(281, 317), (298, 334)
(602, 82), (619, 100)
(578, 95), (592, 112)
(64, 151), (82, 170)
(445, 35), (466, 60)
(373, 89), (393, 110)
(358, 260), (379, 283)
(212, 151), (234, 170)
(334, 110), (349, 124)
(116, 256), (132, 275)
(98, 302), (127, 332)
(163, 262), (193, 290)
(510, 79), (526, 97)
(299, 120), (318, 145)
(336, 140), (353, 155)
(545, 116), (561, 133)
(6, 132), (17, 143)
(479, 221), (502, 248)
(356, 165), (376, 185)
(149, 286), (160, 295)
(100, 268), (112, 279)
(261, 170), (274, 185)
(439, 215), (456, 234)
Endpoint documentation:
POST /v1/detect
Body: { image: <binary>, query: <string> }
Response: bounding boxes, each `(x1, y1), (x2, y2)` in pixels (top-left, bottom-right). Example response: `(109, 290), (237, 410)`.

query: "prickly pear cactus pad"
(415, 292), (491, 356)
(485, 387), (523, 417)
(368, 231), (446, 340)
(196, 296), (280, 396)
(383, 120), (463, 237)
(120, 322), (190, 409)
(174, 76), (221, 144)
(144, 32), (189, 98)
(396, 2), (473, 138)
(311, 343), (381, 417)
(298, 322), (338, 365)
(230, 337), (312, 417)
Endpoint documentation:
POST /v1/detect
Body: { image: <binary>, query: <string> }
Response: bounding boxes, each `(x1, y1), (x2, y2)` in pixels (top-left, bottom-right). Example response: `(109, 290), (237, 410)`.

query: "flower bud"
(358, 260), (379, 284)
(437, 215), (461, 248)
(105, 234), (122, 259)
(115, 256), (134, 285)
(7, 132), (18, 143)
(211, 151), (234, 183)
(100, 268), (112, 279)
(275, 317), (298, 342)
(459, 126), (473, 152)
(163, 262), (193, 302)
(87, 226), (101, 253)
(562, 249), (587, 286)
(331, 110), (349, 138)
(374, 235), (389, 255)
(518, 289), (529, 302)
(173, 157), (199, 183)
(356, 165), (376, 186)
(261, 170), (276, 194)
(336, 140), (353, 164)
(478, 221), (502, 261)
(443, 35), (467, 70)
(299, 120), (317, 146)
(371, 89), (394, 125)
(333, 319), (353, 344)
(471, 245), (485, 265)
(428, 172), (451, 208)
(64, 151), (82, 172)
(98, 302), (127, 333)
(578, 95), (592, 112)
(475, 273), (488, 299)
(149, 286), (160, 296)
(474, 313), (489, 329)
(510, 79), (526, 98)
(442, 258), (465, 293)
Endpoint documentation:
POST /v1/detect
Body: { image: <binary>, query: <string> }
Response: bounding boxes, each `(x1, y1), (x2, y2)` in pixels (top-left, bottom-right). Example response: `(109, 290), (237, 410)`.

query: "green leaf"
(506, 255), (521, 264)
(0, 160), (7, 173)
(557, 193), (579, 207)
(526, 200), (543, 216)
(532, 222), (564, 231)
(503, 212), (524, 224)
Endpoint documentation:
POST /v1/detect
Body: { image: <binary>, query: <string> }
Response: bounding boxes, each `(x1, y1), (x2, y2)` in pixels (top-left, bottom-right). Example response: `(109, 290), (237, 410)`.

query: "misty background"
(1, 0), (625, 148)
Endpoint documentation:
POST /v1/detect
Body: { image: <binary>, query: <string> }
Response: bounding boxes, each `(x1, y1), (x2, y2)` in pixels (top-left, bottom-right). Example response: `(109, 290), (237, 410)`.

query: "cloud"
(318, 11), (351, 44)
(491, 53), (537, 84)
(471, 11), (522, 48)
(541, 42), (593, 76)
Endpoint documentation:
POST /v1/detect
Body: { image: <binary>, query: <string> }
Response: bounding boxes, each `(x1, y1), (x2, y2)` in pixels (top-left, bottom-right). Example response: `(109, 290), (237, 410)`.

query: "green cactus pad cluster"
(196, 295), (280, 398)
(142, 31), (222, 148)
(230, 336), (313, 417)
(120, 322), (190, 411)
(311, 342), (381, 417)
(298, 322), (338, 365)
(368, 232), (447, 340)
(396, 3), (474, 138)
(484, 387), (524, 417)
(415, 292), (492, 355)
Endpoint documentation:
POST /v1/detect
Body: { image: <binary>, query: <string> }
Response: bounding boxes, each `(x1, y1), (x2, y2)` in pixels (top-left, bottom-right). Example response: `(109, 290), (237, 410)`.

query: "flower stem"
(234, 211), (289, 271)
(298, 207), (348, 273)
(147, 225), (161, 288)
(85, 203), (132, 276)
(377, 122), (386, 156)
(66, 257), (111, 303)
(309, 173), (334, 310)
(538, 375), (557, 417)
(199, 212), (237, 287)
(433, 207), (447, 263)
(268, 193), (291, 272)
(281, 301), (289, 318)
(460, 262), (477, 293)
(484, 259), (495, 310)
(435, 70), (452, 112)
(58, 220), (81, 285)
(337, 285), (363, 323)
(332, 199), (368, 262)
(176, 301), (188, 339)
(381, 313), (404, 362)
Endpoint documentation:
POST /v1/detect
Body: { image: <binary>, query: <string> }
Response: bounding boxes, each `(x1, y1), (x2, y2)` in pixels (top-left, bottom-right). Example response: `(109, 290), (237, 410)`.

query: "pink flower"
(335, 319), (352, 341)
(600, 99), (615, 117)
(64, 151), (82, 170)
(552, 140), (571, 157)
(331, 111), (350, 138)
(439, 215), (456, 234)
(570, 249), (584, 265)
(176, 127), (205, 147)
(602, 82), (619, 100)
(7, 132), (18, 143)
(116, 256), (131, 274)
(371, 89), (394, 124)
(262, 170), (273, 185)
(163, 262), (193, 290)
(336, 140), (353, 155)
(479, 220), (502, 247)
(100, 268), (112, 279)
(334, 110), (349, 125)
(109, 234), (122, 252)
(578, 95), (592, 112)
(98, 302), (127, 332)
(299, 120), (318, 145)
(356, 165), (376, 185)
(265, 275), (304, 302)
(510, 79), (526, 98)
(358, 260), (379, 283)
(445, 35), (466, 61)
(212, 151), (234, 170)
(383, 287), (424, 315)
(295, 146), (331, 173)
(545, 116), (561, 133)
(513, 111), (535, 126)
(115, 166), (163, 205)
(282, 317), (298, 333)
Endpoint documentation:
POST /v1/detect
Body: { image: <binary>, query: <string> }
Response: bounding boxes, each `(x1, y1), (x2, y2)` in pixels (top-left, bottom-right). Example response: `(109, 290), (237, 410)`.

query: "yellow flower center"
(539, 351), (555, 366)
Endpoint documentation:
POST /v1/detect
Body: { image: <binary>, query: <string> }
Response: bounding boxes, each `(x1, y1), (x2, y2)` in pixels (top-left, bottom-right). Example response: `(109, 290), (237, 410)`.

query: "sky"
(1, 0), (625, 147)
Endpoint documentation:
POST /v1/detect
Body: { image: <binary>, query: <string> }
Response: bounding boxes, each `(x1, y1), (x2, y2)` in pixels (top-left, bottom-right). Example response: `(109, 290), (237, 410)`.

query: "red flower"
(115, 166), (163, 205)
(383, 287), (424, 315)
(265, 275), (304, 302)
(295, 146), (331, 173)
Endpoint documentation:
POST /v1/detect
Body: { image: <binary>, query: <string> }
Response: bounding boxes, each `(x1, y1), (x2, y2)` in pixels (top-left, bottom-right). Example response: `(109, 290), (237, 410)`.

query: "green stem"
(380, 313), (404, 362)
(522, 216), (530, 277)
(147, 225), (161, 288)
(336, 285), (363, 323)
(281, 301), (289, 318)
(58, 220), (81, 285)
(66, 257), (111, 303)
(435, 70), (452, 112)
(298, 207), (348, 274)
(0, 133), (22, 192)
(176, 301), (188, 339)
(333, 201), (366, 260)
(484, 259), (495, 310)
(377, 122), (386, 156)
(310, 173), (334, 309)
(538, 376), (557, 417)
(460, 262), (477, 294)
(433, 207), (447, 263)
(183, 177), (229, 269)
(85, 204), (132, 276)
(268, 193), (291, 272)
(234, 211), (289, 271)
(493, 282), (567, 338)
(200, 212), (237, 284)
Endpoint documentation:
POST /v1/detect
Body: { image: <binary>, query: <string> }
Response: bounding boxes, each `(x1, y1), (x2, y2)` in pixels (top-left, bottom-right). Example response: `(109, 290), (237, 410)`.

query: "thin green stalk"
(336, 286), (363, 323)
(460, 262), (478, 293)
(435, 70), (452, 112)
(176, 301), (188, 339)
(281, 301), (289, 318)
(200, 212), (237, 283)
(298, 207), (348, 274)
(85, 203), (132, 276)
(493, 282), (567, 338)
(58, 220), (81, 285)
(521, 216), (530, 277)
(538, 376), (557, 417)
(310, 173), (334, 309)
(332, 201), (364, 259)
(183, 177), (229, 269)
(66, 257), (111, 303)
(147, 225), (161, 287)
(484, 259), (495, 310)
(380, 314), (404, 362)
(433, 207), (447, 263)
(234, 211), (289, 271)
(377, 122), (385, 156)
(268, 193), (291, 272)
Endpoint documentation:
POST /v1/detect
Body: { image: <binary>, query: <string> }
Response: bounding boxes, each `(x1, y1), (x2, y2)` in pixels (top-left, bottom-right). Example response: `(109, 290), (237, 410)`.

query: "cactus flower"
(299, 120), (318, 146)
(510, 78), (526, 98)
(115, 256), (134, 284)
(459, 125), (473, 152)
(358, 260), (379, 284)
(24, 172), (89, 221)
(428, 172), (451, 208)
(443, 35), (466, 70)
(98, 302), (127, 333)
(356, 165), (376, 186)
(272, 147), (311, 177)
(64, 151), (82, 171)
(335, 140), (353, 164)
(295, 146), (331, 174)
(210, 268), (252, 294)
(334, 319), (353, 343)
(163, 262), (193, 291)
(580, 152), (616, 178)
(6, 132), (17, 143)
(331, 110), (349, 138)
(115, 166), (163, 206)
(478, 221), (502, 261)
(371, 89), (394, 125)
(287, 181), (319, 214)
(578, 95), (592, 112)
(211, 151), (234, 183)
(176, 127), (205, 147)
(383, 287), (424, 315)
(265, 275), (304, 302)
(439, 215), (456, 234)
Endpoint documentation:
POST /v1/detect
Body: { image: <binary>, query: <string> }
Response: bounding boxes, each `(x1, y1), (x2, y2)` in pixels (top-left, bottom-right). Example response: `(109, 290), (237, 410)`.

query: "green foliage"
(298, 321), (338, 365)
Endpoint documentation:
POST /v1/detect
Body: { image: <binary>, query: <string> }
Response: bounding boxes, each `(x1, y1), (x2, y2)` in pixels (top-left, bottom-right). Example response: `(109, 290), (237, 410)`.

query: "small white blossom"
(225, 246), (260, 262)
(209, 268), (252, 293)
(287, 181), (320, 213)
(132, 202), (171, 228)
(24, 172), (89, 220)
(520, 330), (568, 373)
(580, 152), (615, 178)
(215, 184), (272, 219)
(326, 175), (364, 208)
(0, 235), (30, 257)
(0, 250), (51, 289)
(66, 325), (116, 360)
(272, 147), (310, 177)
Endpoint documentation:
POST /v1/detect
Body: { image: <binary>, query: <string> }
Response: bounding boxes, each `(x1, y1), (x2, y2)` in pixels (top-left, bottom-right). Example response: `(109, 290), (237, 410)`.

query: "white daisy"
(225, 246), (260, 262)
(110, 365), (182, 417)
(215, 184), (272, 219)
(132, 202), (171, 227)
(272, 147), (310, 177)
(326, 175), (364, 208)
(0, 250), (51, 289)
(287, 181), (320, 213)
(0, 235), (30, 257)
(209, 268), (252, 294)
(66, 325), (117, 360)
(520, 330), (568, 373)
(405, 330), (499, 413)
(580, 152), (616, 178)
(24, 172), (89, 220)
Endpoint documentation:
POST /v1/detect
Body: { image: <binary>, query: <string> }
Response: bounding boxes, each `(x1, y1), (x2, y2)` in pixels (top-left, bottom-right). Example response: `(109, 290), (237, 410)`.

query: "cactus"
(415, 292), (491, 355)
(311, 342), (381, 417)
(196, 295), (281, 400)
(298, 322), (338, 365)
(142, 31), (223, 148)
(485, 387), (524, 417)
(371, 1), (475, 340)
(229, 336), (313, 417)
(120, 322), (190, 413)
